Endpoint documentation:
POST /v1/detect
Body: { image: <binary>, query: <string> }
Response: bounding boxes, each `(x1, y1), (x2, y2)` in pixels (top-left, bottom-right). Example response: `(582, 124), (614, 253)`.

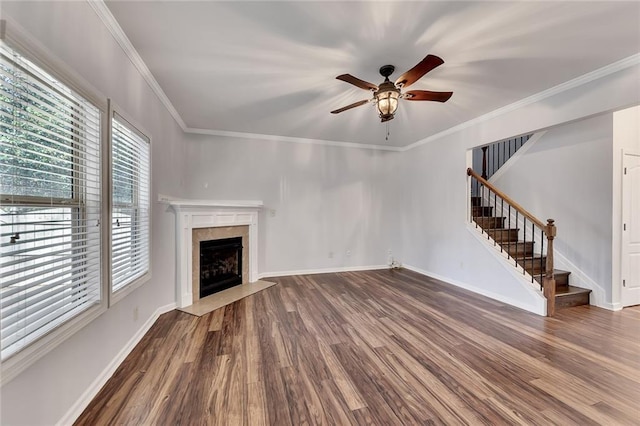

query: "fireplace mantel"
(161, 195), (263, 308)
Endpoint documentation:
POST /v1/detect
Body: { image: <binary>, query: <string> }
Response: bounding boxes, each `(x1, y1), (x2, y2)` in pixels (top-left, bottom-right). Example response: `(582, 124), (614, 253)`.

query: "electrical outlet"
(388, 249), (392, 255)
(328, 251), (334, 259)
(346, 250), (351, 257)
(133, 306), (139, 322)
(270, 209), (276, 217)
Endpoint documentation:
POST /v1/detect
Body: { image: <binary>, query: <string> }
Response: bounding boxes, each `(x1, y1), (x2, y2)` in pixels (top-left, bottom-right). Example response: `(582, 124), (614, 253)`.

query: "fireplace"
(164, 197), (261, 308)
(199, 237), (243, 298)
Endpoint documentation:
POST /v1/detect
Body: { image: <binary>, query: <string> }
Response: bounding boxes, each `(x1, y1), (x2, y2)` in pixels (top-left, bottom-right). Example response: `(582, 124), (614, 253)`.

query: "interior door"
(622, 152), (640, 307)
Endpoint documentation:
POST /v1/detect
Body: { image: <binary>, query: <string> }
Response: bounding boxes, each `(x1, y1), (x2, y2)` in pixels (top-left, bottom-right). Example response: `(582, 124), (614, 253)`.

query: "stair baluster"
(481, 146), (488, 180)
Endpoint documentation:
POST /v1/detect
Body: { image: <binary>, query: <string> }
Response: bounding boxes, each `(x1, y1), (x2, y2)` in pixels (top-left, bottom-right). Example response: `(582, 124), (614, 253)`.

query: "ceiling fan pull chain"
(386, 122), (390, 141)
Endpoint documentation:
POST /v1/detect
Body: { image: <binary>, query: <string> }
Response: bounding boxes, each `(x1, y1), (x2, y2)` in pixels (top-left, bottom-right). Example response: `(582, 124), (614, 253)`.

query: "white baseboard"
(403, 264), (547, 316)
(56, 303), (177, 426)
(258, 264), (388, 279)
(598, 302), (624, 311)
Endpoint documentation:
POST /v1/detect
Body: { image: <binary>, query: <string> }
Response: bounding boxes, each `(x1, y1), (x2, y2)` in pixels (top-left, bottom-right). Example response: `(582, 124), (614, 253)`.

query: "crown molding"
(89, 0), (639, 152)
(401, 53), (640, 152)
(87, 0), (187, 130)
(185, 127), (403, 151)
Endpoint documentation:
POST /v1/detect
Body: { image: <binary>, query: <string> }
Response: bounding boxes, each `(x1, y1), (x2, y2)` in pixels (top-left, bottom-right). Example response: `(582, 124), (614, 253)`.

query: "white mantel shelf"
(161, 194), (263, 308)
(159, 194), (263, 209)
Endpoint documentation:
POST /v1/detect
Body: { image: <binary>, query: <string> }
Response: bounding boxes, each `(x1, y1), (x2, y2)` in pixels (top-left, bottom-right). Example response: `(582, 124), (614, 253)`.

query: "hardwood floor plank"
(208, 305), (225, 331)
(247, 381), (268, 426)
(244, 296), (263, 385)
(330, 342), (410, 424)
(184, 314), (211, 363)
(316, 340), (367, 411)
(530, 378), (636, 425)
(75, 270), (640, 425)
(223, 353), (247, 426)
(148, 362), (194, 425)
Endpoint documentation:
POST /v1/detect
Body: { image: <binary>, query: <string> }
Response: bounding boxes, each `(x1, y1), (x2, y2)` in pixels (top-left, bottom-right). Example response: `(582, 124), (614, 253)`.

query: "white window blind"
(0, 42), (102, 360)
(111, 115), (150, 293)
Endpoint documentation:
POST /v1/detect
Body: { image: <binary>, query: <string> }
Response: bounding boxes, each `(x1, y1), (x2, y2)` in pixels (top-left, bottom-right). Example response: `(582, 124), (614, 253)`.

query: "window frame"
(107, 103), (152, 306)
(0, 20), (109, 385)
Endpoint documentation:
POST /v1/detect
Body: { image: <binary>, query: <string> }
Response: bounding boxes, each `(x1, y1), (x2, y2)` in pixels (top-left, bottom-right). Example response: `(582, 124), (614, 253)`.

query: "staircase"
(468, 168), (591, 315)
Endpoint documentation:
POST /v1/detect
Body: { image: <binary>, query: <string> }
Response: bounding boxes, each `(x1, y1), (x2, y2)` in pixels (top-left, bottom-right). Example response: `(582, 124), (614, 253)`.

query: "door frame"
(621, 151), (640, 306)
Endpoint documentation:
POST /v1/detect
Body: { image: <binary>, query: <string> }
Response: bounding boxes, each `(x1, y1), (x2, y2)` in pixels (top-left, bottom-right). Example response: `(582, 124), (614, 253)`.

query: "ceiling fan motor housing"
(379, 64), (395, 79)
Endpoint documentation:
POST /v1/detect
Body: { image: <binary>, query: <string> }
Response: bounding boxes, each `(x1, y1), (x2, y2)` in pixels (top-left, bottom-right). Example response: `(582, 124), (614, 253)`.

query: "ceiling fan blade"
(330, 99), (371, 114)
(336, 74), (378, 91)
(395, 54), (444, 88)
(404, 90), (453, 103)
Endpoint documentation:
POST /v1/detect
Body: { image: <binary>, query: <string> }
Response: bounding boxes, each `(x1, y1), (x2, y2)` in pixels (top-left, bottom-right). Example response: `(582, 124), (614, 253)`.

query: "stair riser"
(556, 292), (590, 309)
(519, 257), (547, 275)
(472, 206), (493, 217)
(471, 197), (483, 207)
(555, 273), (569, 288)
(503, 242), (534, 257)
(485, 229), (519, 242)
(474, 217), (505, 229)
(533, 275), (569, 291)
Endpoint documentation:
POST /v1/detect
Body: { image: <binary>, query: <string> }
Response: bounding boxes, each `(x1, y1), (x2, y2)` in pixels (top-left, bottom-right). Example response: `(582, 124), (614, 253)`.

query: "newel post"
(544, 219), (556, 316)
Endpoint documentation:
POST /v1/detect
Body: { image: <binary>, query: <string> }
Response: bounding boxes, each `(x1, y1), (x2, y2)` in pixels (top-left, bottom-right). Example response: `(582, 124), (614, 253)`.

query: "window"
(110, 113), (150, 294)
(0, 42), (102, 360)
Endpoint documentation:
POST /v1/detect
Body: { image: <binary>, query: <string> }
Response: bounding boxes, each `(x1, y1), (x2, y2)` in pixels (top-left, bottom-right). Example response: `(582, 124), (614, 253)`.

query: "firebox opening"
(199, 237), (243, 298)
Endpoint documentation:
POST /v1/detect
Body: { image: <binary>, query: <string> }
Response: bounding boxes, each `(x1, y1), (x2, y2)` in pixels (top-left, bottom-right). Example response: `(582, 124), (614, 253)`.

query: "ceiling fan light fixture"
(375, 86), (400, 122)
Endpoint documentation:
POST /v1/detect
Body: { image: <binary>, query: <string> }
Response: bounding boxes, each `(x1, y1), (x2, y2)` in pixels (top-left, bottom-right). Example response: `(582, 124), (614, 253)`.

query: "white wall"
(0, 2), (186, 425)
(491, 115), (613, 305)
(184, 134), (403, 275)
(399, 64), (639, 313)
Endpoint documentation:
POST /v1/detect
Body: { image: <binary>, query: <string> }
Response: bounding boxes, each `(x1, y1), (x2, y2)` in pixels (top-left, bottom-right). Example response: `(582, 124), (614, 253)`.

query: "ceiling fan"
(331, 54), (453, 122)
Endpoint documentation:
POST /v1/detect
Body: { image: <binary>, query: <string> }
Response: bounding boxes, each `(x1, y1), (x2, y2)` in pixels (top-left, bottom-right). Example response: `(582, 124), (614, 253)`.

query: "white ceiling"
(104, 1), (640, 148)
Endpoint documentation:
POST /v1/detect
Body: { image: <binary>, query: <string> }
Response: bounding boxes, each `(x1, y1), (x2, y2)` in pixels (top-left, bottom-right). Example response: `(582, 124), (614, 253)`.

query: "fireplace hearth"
(199, 237), (243, 298)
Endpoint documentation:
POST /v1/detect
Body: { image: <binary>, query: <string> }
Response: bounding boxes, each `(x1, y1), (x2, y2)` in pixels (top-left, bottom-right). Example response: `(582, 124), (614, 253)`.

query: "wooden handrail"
(467, 168), (546, 230)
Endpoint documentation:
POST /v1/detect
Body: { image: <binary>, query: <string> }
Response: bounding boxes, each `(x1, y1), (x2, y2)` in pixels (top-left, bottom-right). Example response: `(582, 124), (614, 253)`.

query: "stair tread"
(516, 255), (546, 260)
(556, 285), (591, 296)
(553, 269), (571, 276)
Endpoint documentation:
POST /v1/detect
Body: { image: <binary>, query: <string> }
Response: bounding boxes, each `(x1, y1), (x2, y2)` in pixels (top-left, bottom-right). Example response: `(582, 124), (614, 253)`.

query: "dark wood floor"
(76, 269), (640, 425)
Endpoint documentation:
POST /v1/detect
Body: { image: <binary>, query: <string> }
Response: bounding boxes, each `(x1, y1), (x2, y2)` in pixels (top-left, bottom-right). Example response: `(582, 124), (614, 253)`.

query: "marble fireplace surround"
(192, 226), (249, 303)
(163, 196), (263, 308)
